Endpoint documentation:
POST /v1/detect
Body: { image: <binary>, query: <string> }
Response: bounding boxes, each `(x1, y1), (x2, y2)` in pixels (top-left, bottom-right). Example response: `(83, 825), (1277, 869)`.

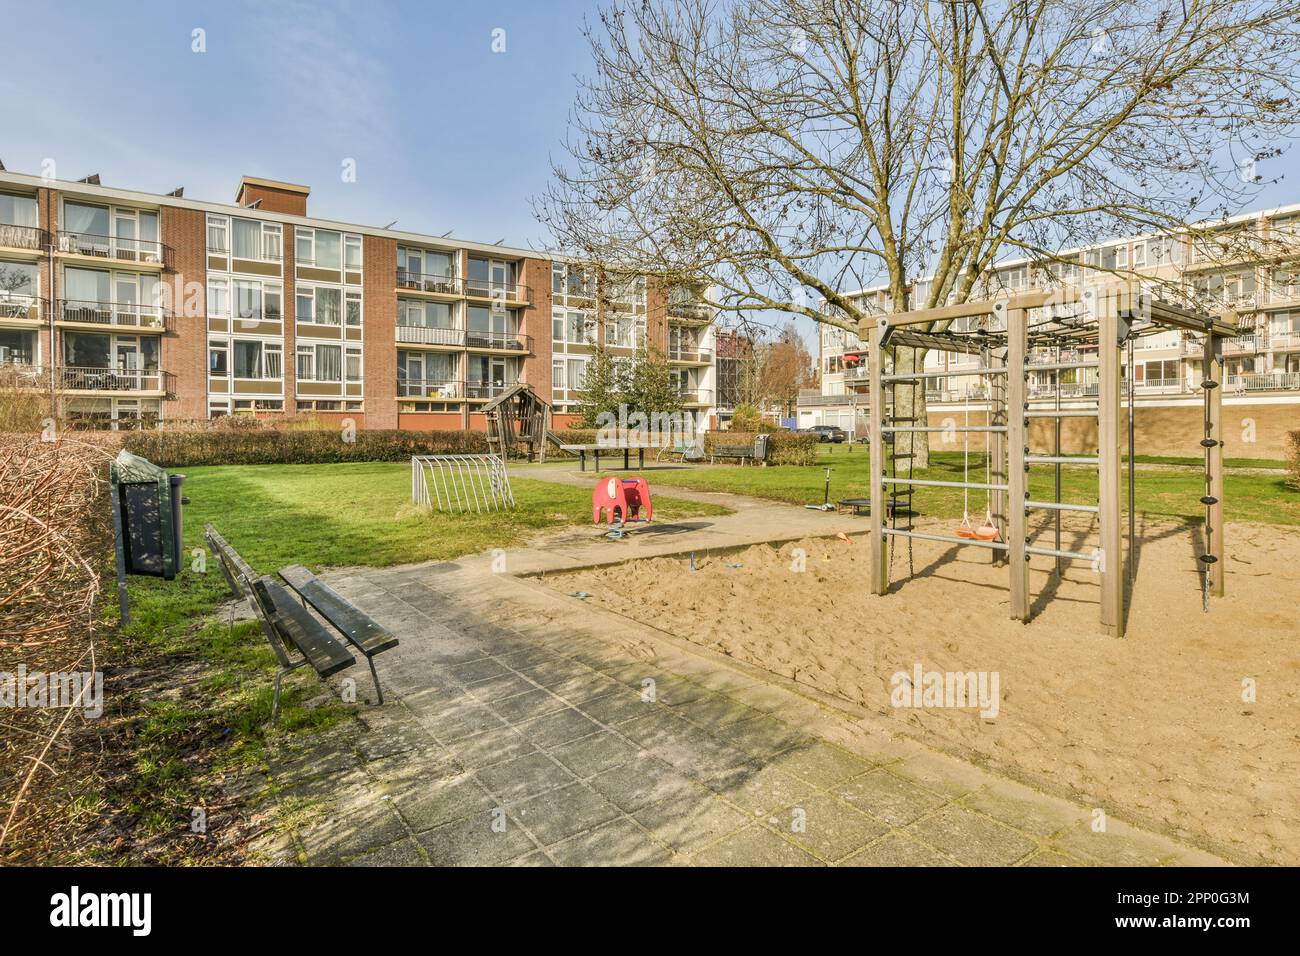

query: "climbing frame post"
(1093, 288), (1125, 637)
(1005, 305), (1030, 621)
(866, 320), (889, 595)
(1206, 334), (1226, 598)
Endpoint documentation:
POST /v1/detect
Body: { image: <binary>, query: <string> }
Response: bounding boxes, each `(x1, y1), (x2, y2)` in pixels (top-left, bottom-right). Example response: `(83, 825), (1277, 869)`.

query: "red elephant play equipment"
(593, 476), (654, 525)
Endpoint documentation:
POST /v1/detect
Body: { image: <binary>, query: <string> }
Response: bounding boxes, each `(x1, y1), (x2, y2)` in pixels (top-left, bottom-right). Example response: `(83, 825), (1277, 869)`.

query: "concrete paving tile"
(835, 768), (949, 827)
(961, 787), (1086, 838)
(443, 725), (537, 770)
(448, 657), (514, 685)
(840, 833), (957, 867)
(391, 775), (497, 833)
(550, 732), (642, 779)
(716, 764), (816, 818)
(617, 708), (697, 749)
(781, 793), (889, 863)
(690, 825), (823, 867)
(516, 707), (603, 747)
(1049, 822), (1179, 866)
(672, 693), (765, 732)
(297, 803), (409, 864)
(579, 689), (661, 726)
(464, 672), (540, 702)
(416, 814), (539, 866)
(771, 740), (875, 787)
(492, 687), (569, 723)
(506, 851), (555, 867)
(906, 806), (1038, 866)
(1020, 850), (1086, 867)
(548, 671), (625, 704)
(633, 795), (751, 854)
(348, 837), (427, 867)
(509, 783), (621, 846)
(587, 755), (701, 812)
(547, 817), (673, 866)
(514, 657), (595, 688)
(475, 752), (576, 803)
(716, 713), (812, 761)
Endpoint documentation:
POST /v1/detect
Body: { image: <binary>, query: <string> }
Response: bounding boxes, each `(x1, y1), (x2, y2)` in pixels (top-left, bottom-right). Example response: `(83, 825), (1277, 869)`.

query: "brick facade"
(162, 206), (207, 420)
(362, 235), (398, 428)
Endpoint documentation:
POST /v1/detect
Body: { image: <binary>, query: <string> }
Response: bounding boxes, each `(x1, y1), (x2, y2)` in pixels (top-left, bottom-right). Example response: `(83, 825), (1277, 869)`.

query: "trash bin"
(110, 450), (186, 580)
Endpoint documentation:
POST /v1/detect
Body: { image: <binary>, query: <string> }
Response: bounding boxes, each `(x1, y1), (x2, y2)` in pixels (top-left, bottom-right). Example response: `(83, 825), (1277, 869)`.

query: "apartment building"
(802, 203), (1300, 446)
(0, 169), (719, 432)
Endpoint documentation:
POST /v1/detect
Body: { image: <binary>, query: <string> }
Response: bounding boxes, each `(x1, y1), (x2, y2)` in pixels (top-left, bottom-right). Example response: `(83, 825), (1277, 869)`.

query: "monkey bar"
(862, 285), (1231, 636)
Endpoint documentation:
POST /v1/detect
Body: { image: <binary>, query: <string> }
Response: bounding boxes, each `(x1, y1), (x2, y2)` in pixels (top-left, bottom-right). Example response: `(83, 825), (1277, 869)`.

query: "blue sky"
(1, 0), (1296, 350)
(0, 0), (596, 250)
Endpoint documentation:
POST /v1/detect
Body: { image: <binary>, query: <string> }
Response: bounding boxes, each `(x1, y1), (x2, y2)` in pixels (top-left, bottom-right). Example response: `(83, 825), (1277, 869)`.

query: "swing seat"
(953, 526), (978, 538)
(974, 524), (1000, 541)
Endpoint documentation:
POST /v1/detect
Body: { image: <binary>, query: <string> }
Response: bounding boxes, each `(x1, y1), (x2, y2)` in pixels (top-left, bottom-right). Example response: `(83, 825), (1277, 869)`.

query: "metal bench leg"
(272, 666), (290, 724)
(367, 655), (384, 706)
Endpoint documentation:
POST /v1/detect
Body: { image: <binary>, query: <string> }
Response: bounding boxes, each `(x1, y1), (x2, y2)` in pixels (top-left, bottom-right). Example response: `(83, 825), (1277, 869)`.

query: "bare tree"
(537, 0), (1300, 465)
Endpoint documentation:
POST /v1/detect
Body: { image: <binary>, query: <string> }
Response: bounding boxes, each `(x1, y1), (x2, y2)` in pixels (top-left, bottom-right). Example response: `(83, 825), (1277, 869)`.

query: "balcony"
(467, 330), (532, 352)
(667, 288), (712, 323)
(396, 269), (463, 296)
(668, 346), (713, 364)
(841, 365), (870, 382)
(56, 231), (169, 268)
(0, 223), (48, 253)
(0, 296), (46, 322)
(57, 299), (173, 332)
(396, 325), (466, 347)
(395, 270), (531, 304)
(675, 386), (713, 406)
(398, 378), (464, 399)
(1227, 371), (1300, 392)
(1270, 332), (1300, 351)
(466, 380), (521, 400)
(59, 366), (172, 394)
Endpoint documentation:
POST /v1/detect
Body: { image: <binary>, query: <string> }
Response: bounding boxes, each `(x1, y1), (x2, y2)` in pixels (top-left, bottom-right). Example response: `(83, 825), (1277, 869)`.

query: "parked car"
(808, 425), (847, 443)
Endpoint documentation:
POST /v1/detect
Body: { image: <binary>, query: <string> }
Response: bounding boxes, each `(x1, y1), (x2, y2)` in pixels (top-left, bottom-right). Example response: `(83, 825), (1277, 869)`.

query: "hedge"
(1287, 430), (1300, 491)
(121, 429), (488, 467)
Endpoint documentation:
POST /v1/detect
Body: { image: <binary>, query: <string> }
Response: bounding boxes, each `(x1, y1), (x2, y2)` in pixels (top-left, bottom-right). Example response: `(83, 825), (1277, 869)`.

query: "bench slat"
(279, 565), (399, 657)
(253, 577), (356, 678)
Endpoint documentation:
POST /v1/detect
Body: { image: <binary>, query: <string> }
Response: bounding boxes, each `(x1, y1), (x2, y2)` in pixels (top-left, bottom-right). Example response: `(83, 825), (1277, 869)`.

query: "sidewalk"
(252, 488), (1231, 867)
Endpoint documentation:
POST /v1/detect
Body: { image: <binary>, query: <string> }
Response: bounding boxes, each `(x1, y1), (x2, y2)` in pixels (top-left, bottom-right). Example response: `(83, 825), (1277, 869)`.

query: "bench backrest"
(203, 523), (295, 669)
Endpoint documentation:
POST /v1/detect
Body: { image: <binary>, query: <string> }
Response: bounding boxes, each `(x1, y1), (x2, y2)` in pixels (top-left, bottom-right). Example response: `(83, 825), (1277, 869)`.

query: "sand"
(553, 518), (1300, 864)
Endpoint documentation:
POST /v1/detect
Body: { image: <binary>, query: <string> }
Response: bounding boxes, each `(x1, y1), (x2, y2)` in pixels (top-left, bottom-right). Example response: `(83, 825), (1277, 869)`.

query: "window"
(0, 192), (38, 227)
(567, 358), (587, 389)
(234, 280), (262, 321)
(209, 339), (228, 375)
(315, 231), (341, 269)
(0, 261), (38, 302)
(552, 358), (565, 389)
(345, 291), (362, 327)
(296, 285), (342, 324)
(399, 300), (455, 328)
(295, 228), (313, 264)
(233, 341), (263, 379)
(297, 343), (342, 381)
(1132, 244), (1146, 268)
(552, 308), (564, 342)
(207, 216), (228, 254)
(207, 278), (229, 317)
(345, 235), (362, 271)
(1116, 245), (1129, 268)
(345, 347), (362, 382)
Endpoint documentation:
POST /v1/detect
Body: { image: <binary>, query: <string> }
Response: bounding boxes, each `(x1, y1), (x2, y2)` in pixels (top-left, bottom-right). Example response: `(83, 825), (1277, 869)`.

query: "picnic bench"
(559, 443), (650, 472)
(710, 434), (769, 466)
(204, 524), (398, 721)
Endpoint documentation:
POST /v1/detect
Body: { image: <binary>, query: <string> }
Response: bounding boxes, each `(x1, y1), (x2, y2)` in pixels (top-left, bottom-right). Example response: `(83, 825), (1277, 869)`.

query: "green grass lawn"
(615, 447), (1300, 526)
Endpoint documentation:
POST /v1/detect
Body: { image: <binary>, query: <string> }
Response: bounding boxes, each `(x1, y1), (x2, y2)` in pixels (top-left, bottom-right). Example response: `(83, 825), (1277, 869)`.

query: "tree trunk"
(890, 345), (930, 470)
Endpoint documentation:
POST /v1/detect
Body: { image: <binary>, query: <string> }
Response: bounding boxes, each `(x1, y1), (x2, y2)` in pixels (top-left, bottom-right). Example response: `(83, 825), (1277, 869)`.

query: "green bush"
(121, 429), (488, 467)
(704, 430), (818, 465)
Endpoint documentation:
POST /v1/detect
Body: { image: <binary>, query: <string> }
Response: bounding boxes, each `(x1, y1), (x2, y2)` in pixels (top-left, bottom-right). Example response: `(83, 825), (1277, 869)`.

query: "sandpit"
(552, 518), (1300, 864)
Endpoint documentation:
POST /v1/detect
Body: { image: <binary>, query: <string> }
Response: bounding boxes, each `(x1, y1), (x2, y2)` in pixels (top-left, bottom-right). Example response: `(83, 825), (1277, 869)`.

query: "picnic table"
(559, 443), (651, 472)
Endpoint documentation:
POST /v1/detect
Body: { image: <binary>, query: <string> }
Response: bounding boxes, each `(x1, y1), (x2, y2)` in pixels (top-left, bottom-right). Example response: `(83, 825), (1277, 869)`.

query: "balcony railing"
(668, 347), (713, 363)
(0, 296), (46, 321)
(465, 278), (530, 304)
(58, 299), (173, 331)
(396, 325), (466, 347)
(396, 270), (462, 295)
(675, 386), (713, 404)
(59, 366), (172, 393)
(841, 365), (870, 381)
(398, 378), (463, 399)
(1270, 331), (1300, 351)
(56, 231), (168, 266)
(466, 380), (521, 400)
(0, 223), (48, 251)
(1227, 371), (1300, 392)
(466, 330), (532, 352)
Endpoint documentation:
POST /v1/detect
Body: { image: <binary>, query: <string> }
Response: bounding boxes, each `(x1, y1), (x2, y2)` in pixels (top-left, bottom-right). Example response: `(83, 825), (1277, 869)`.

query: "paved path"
(253, 494), (1230, 867)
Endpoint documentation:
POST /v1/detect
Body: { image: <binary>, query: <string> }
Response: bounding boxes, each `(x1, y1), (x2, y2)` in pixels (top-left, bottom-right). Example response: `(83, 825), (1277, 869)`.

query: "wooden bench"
(279, 565), (399, 704)
(710, 434), (769, 466)
(205, 523), (385, 722)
